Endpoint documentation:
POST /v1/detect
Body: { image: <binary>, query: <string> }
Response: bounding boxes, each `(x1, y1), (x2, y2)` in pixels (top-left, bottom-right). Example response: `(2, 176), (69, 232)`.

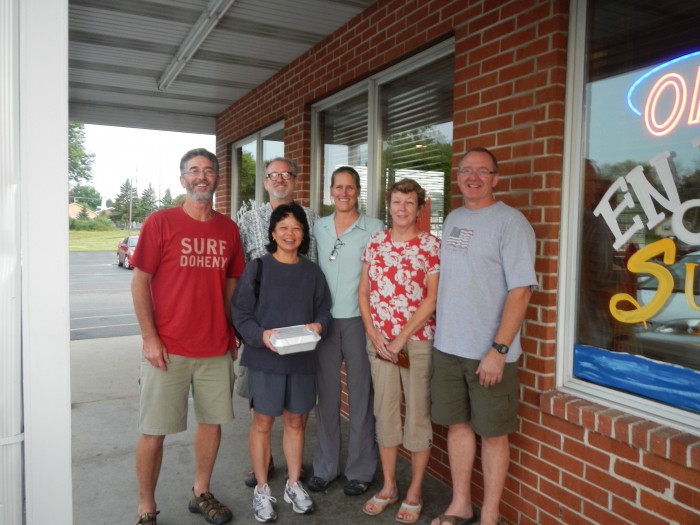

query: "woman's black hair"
(266, 203), (311, 255)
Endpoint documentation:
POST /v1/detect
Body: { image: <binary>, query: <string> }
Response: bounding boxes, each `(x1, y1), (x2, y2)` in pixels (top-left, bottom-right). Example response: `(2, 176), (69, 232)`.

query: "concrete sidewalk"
(71, 336), (464, 524)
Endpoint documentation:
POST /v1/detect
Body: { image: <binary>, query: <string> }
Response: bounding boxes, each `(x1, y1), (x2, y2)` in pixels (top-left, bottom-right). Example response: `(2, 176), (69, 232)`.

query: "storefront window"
(313, 41), (453, 228)
(379, 56), (453, 235)
(236, 139), (257, 206)
(231, 124), (284, 213)
(317, 93), (369, 215)
(574, 0), (700, 414)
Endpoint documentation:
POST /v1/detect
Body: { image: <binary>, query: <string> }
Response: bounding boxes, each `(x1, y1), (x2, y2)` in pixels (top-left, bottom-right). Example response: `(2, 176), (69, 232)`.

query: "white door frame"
(1, 0), (73, 523)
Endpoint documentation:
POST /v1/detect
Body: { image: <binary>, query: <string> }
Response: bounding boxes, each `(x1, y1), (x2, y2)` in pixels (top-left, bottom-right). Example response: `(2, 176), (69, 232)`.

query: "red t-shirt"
(131, 206), (245, 358)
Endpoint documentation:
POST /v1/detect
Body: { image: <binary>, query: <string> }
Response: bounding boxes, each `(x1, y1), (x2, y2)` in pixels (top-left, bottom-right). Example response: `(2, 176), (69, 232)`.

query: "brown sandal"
(135, 511), (159, 525)
(188, 490), (233, 524)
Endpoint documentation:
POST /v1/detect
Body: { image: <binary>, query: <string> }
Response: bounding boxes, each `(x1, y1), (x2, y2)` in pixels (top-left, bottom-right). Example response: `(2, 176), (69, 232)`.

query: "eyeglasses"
(458, 167), (497, 176)
(329, 238), (345, 261)
(266, 171), (295, 181)
(185, 167), (217, 177)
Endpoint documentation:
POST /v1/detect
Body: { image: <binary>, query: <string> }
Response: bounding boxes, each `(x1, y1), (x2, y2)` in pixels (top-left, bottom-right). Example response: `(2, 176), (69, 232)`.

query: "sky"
(83, 124), (215, 204)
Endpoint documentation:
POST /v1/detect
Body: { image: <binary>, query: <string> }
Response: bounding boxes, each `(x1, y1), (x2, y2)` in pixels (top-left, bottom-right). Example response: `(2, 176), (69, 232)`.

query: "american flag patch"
(445, 227), (473, 249)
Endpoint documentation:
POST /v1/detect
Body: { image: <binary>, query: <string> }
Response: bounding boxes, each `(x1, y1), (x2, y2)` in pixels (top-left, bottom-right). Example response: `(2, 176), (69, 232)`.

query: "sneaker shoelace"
(255, 486), (277, 507)
(286, 482), (312, 506)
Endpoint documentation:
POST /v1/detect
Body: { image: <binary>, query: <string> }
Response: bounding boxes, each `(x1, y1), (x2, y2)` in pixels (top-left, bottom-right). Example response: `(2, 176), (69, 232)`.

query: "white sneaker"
(284, 481), (314, 514)
(253, 483), (277, 522)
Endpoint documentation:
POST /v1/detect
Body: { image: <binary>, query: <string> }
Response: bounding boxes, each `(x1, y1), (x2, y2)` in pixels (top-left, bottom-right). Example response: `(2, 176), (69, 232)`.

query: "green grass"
(69, 230), (139, 252)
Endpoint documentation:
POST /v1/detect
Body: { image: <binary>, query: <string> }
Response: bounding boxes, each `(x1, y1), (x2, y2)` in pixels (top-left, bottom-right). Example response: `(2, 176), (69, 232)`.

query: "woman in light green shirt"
(308, 166), (383, 497)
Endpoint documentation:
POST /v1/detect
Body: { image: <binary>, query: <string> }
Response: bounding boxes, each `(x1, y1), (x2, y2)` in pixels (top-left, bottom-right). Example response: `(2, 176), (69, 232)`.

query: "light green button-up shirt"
(313, 212), (384, 318)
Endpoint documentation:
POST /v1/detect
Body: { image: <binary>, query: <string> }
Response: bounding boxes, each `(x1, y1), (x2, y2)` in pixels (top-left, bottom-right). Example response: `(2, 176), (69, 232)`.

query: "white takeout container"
(270, 325), (321, 355)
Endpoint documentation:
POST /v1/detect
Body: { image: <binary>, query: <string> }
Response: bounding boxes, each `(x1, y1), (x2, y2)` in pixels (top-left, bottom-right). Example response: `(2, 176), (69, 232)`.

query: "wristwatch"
(492, 341), (509, 355)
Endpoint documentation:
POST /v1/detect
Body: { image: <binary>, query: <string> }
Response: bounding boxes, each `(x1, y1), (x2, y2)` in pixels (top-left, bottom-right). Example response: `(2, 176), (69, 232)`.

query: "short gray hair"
(265, 157), (298, 176)
(180, 148), (219, 176)
(461, 147), (499, 173)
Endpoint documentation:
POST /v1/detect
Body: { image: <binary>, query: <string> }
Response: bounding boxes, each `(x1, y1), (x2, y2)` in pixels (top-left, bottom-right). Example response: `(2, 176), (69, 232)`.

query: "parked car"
(668, 236), (700, 259)
(636, 250), (700, 370)
(637, 250), (700, 326)
(117, 235), (138, 269)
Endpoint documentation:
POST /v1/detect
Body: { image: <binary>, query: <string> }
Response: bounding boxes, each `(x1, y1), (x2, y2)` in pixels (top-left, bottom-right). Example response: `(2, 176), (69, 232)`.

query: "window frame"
(310, 38), (454, 218)
(229, 120), (284, 214)
(558, 0), (700, 432)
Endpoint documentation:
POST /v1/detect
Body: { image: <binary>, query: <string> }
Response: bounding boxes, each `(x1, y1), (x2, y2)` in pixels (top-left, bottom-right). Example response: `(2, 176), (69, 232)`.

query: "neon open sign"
(627, 50), (700, 137)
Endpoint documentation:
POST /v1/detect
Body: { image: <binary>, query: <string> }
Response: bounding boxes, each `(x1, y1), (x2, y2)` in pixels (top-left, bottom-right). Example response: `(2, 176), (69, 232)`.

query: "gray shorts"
(138, 353), (235, 435)
(430, 348), (519, 437)
(248, 369), (316, 417)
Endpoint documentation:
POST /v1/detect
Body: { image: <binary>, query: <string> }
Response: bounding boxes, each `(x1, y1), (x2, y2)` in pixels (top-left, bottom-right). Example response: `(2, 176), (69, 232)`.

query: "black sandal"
(243, 456), (275, 488)
(344, 479), (371, 496)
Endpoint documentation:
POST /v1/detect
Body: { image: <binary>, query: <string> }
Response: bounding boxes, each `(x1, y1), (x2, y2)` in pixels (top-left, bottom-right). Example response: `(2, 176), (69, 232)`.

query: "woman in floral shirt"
(358, 178), (440, 524)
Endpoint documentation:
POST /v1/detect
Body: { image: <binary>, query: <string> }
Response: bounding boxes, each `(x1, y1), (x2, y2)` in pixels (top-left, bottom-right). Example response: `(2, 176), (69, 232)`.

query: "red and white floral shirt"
(361, 230), (441, 341)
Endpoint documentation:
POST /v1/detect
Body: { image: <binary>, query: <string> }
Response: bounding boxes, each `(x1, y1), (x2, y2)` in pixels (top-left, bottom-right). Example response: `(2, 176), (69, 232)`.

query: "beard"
(185, 178), (218, 202)
(267, 182), (294, 201)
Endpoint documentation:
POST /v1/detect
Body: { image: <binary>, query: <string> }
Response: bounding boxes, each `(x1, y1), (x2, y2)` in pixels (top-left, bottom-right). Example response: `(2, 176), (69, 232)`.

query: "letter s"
(181, 237), (191, 254)
(609, 238), (675, 325)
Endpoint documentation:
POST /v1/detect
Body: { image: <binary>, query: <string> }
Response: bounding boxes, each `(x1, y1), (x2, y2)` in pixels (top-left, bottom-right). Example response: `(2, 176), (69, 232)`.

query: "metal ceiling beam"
(157, 0), (236, 91)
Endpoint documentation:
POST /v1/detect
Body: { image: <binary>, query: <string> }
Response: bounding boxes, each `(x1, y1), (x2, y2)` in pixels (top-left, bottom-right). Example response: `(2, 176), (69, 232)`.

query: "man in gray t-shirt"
(430, 148), (536, 525)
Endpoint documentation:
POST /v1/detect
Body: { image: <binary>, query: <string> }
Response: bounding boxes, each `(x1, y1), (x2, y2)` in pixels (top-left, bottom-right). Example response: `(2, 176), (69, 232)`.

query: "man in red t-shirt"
(131, 148), (245, 525)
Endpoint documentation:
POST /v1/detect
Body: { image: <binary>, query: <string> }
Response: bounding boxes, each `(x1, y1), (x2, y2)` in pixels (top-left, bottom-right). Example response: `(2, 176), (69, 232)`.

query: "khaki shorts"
(430, 349), (519, 438)
(367, 338), (433, 451)
(139, 353), (235, 435)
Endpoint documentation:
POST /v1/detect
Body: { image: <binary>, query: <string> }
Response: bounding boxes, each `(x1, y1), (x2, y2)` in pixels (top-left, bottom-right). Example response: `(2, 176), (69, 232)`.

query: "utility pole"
(128, 169), (138, 236)
(127, 180), (133, 237)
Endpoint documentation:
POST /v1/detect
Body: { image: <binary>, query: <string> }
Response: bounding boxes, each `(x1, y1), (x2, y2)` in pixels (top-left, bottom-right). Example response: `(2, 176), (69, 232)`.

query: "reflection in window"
(314, 46), (453, 231)
(237, 140), (257, 206)
(380, 56), (453, 236)
(317, 93), (368, 215)
(232, 126), (284, 212)
(575, 0), (700, 397)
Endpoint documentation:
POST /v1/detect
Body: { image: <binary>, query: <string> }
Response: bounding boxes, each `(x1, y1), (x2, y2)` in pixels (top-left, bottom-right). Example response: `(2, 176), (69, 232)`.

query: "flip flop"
(363, 493), (399, 516)
(395, 499), (423, 523)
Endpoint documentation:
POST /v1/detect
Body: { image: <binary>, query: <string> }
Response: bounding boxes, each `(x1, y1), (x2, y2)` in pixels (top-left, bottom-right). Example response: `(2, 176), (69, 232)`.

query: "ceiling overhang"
(69, 0), (377, 134)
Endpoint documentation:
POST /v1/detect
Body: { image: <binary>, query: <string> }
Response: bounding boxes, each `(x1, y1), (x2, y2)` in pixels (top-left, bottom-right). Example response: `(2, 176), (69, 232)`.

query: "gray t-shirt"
(434, 201), (537, 362)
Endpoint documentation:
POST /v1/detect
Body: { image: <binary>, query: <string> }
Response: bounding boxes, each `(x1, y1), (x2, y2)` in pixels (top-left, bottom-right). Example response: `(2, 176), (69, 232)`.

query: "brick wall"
(216, 1), (700, 523)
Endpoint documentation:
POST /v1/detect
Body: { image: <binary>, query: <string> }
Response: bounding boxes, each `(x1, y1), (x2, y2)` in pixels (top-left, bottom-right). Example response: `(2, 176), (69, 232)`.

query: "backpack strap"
(253, 257), (263, 301)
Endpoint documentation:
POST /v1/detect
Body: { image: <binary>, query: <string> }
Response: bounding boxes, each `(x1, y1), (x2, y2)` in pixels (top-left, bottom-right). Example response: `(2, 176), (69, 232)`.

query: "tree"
(382, 126), (452, 228)
(135, 183), (158, 222)
(598, 159), (653, 181)
(70, 184), (102, 210)
(110, 179), (138, 228)
(160, 188), (175, 209)
(240, 151), (257, 203)
(77, 205), (90, 220)
(69, 122), (95, 184)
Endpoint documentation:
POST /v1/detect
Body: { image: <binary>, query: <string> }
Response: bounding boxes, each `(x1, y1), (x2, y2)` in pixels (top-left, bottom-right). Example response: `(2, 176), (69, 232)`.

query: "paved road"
(70, 251), (140, 340)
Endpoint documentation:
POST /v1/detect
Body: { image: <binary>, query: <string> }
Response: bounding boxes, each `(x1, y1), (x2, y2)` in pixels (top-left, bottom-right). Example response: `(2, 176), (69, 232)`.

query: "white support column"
(0, 0), (24, 521)
(19, 0), (73, 523)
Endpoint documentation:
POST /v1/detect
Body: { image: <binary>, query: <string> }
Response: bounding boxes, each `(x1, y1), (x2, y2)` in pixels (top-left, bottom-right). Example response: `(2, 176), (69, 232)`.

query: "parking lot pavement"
(71, 336), (460, 524)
